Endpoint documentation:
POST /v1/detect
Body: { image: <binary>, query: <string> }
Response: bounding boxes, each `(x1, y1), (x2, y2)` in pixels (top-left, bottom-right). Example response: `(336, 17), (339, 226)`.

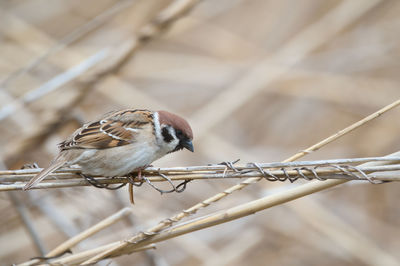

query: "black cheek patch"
(162, 127), (173, 143)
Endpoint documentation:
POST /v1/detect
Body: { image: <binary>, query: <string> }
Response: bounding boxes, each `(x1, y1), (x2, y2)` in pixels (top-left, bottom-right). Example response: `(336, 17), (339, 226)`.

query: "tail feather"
(23, 156), (67, 190)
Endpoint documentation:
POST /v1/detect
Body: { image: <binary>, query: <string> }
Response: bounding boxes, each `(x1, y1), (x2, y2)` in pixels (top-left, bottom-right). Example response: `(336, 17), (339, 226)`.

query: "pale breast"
(75, 141), (160, 176)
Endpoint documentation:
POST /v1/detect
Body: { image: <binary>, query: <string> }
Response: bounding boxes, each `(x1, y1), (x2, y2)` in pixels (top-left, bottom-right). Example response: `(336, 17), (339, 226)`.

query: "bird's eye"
(175, 129), (184, 138)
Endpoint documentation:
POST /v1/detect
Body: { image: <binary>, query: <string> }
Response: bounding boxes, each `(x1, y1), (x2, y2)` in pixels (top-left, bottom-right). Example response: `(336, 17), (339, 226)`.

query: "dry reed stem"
(2, 160), (400, 192)
(3, 156), (400, 175)
(80, 97), (400, 264)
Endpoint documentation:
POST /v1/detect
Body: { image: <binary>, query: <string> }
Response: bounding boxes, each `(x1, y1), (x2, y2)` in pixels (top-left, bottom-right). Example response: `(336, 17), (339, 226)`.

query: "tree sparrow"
(23, 109), (194, 190)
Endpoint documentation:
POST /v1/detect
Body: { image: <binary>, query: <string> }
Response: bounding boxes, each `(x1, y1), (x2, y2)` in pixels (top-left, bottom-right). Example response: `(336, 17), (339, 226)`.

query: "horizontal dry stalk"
(2, 155), (399, 176)
(1, 157), (400, 192)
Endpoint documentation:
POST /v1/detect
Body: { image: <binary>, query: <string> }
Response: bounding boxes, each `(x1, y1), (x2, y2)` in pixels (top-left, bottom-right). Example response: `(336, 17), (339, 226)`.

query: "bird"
(23, 109), (194, 193)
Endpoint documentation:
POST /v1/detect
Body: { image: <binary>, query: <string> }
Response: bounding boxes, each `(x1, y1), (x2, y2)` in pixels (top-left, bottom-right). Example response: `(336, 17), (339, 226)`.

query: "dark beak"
(181, 139), (194, 152)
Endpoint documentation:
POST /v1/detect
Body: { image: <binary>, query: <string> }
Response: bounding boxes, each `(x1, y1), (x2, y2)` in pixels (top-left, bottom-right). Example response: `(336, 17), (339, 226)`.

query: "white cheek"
(168, 138), (179, 150)
(168, 127), (179, 150)
(161, 136), (179, 152)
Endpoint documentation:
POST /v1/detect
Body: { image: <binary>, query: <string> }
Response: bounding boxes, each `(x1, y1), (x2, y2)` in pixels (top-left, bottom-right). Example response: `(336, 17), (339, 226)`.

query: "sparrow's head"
(156, 110), (194, 153)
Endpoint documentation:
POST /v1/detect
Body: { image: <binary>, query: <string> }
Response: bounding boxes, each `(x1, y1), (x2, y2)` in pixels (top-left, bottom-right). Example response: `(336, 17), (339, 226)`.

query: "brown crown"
(158, 110), (193, 140)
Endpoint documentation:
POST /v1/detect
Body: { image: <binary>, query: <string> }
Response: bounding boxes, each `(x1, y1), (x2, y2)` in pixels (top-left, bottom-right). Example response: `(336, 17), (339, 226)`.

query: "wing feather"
(59, 109), (153, 150)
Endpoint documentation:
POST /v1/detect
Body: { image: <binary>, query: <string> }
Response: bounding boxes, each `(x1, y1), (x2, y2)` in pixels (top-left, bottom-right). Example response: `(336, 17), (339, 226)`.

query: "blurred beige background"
(0, 0), (399, 265)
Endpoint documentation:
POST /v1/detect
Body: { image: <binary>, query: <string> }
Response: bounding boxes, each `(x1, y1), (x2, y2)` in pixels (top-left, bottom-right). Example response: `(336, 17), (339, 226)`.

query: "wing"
(59, 109), (153, 150)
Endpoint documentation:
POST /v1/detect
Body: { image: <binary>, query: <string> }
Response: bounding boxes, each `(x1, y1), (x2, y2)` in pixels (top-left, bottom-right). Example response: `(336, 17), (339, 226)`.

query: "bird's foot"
(127, 165), (151, 183)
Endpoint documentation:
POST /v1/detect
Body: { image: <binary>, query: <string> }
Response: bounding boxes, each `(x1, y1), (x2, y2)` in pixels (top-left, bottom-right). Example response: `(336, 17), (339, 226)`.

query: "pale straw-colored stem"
(2, 162), (400, 192)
